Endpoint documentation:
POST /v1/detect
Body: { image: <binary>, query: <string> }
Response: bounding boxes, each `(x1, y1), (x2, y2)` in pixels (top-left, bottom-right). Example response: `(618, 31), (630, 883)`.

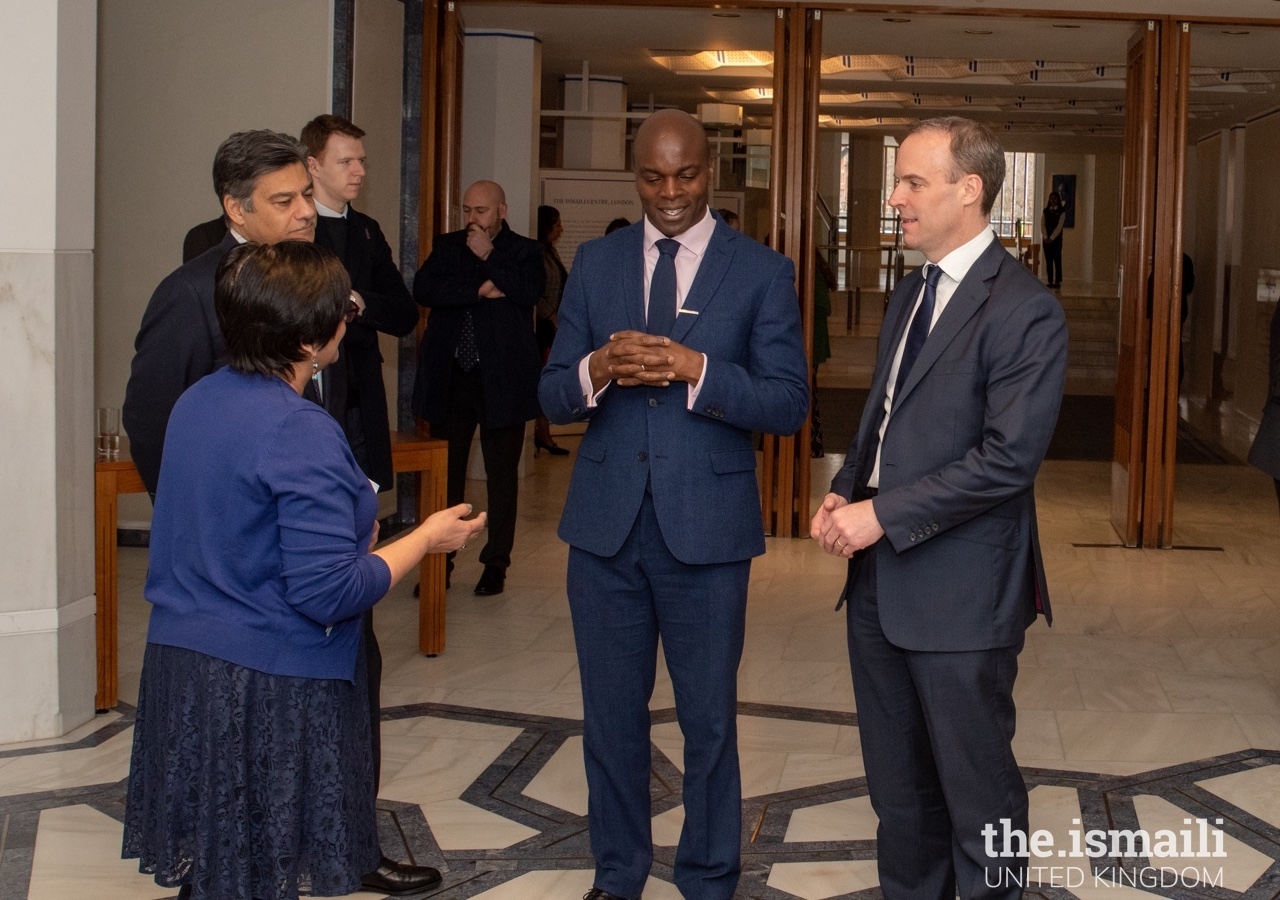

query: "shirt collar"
(932, 227), (996, 286)
(643, 206), (715, 258)
(314, 198), (348, 218)
(229, 228), (247, 244)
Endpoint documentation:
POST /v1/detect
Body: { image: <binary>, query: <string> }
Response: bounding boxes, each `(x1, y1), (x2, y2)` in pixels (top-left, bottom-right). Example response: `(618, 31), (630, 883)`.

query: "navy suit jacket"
(832, 236), (1067, 651)
(315, 206), (418, 489)
(123, 233), (238, 496)
(539, 218), (810, 565)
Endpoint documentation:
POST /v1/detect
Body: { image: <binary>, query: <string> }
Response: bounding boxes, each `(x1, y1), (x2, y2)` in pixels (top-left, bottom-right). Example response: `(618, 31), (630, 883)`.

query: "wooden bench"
(94, 432), (450, 710)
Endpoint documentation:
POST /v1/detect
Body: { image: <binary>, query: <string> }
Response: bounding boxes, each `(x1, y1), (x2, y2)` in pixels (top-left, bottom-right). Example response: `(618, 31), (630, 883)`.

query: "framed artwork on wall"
(1051, 174), (1076, 228)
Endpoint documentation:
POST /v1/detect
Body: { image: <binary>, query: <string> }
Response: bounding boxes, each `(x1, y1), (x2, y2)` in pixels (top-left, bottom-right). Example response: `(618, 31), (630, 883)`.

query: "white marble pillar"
(461, 30), (542, 480)
(562, 75), (628, 171)
(461, 30), (542, 238)
(0, 0), (98, 742)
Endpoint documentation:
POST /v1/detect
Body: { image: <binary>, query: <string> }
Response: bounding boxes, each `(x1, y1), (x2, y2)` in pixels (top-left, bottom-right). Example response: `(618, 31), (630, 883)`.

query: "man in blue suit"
(539, 109), (809, 900)
(811, 117), (1067, 899)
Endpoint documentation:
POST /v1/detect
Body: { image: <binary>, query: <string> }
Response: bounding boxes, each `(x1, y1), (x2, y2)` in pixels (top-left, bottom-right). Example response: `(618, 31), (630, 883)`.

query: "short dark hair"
(215, 241), (350, 378)
(906, 117), (1006, 216)
(300, 114), (367, 159)
(717, 208), (739, 225)
(212, 130), (309, 211)
(537, 205), (561, 243)
(605, 217), (631, 235)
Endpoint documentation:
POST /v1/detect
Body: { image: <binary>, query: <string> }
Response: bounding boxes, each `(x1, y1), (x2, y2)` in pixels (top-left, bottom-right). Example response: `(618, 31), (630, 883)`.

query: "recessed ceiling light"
(883, 17), (911, 24)
(711, 12), (741, 18)
(965, 29), (994, 35)
(1052, 23), (1082, 29)
(1221, 29), (1250, 34)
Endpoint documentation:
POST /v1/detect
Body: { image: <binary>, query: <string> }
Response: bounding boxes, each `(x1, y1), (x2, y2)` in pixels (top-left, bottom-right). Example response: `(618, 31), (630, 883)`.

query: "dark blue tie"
(647, 238), (681, 336)
(893, 263), (942, 405)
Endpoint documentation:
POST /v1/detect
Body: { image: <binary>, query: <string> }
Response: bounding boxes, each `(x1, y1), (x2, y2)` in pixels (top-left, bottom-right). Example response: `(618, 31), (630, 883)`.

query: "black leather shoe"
(583, 889), (636, 900)
(361, 856), (443, 895)
(474, 564), (505, 595)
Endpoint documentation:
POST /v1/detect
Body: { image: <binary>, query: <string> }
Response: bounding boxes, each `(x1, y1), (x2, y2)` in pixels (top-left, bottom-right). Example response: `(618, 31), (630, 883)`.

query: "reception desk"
(94, 432), (450, 710)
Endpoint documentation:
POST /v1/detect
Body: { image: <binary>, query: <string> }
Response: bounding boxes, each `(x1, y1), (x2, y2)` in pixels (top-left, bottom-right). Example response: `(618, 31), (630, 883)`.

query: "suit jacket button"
(932, 523), (940, 533)
(572, 406), (583, 415)
(648, 398), (657, 408)
(637, 451), (648, 462)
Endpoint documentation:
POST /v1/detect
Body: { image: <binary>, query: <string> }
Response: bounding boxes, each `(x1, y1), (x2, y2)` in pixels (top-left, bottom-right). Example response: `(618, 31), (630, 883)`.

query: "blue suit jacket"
(832, 236), (1067, 651)
(539, 218), (810, 565)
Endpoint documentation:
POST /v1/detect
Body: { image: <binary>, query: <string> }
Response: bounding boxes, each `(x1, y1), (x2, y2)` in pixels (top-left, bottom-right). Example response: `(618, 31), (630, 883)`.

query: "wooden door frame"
(1111, 20), (1159, 547)
(1148, 20), (1191, 548)
(761, 6), (820, 538)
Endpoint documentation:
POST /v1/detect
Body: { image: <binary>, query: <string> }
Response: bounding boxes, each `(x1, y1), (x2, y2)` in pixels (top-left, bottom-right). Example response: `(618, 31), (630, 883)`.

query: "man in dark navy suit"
(812, 117), (1067, 899)
(123, 130), (316, 497)
(539, 109), (809, 900)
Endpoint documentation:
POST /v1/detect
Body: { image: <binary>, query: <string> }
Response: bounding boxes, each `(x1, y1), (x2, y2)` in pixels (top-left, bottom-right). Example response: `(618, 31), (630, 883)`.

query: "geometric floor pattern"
(8, 452), (1280, 899)
(5, 701), (1280, 898)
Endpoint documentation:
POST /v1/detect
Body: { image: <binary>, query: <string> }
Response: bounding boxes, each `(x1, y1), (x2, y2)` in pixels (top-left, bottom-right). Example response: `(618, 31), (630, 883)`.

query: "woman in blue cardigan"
(123, 241), (485, 900)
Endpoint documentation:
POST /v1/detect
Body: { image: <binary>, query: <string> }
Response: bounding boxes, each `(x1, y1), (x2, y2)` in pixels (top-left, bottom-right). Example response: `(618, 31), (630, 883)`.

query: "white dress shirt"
(869, 227), (997, 488)
(578, 208), (715, 409)
(315, 198), (348, 218)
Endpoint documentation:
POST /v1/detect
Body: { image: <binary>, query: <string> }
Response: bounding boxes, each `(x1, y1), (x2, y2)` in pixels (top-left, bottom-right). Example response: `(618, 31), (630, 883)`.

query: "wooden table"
(94, 432), (450, 710)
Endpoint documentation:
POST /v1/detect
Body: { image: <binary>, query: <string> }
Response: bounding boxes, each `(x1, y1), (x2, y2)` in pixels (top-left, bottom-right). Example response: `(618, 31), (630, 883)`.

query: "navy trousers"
(568, 493), (750, 900)
(847, 549), (1029, 900)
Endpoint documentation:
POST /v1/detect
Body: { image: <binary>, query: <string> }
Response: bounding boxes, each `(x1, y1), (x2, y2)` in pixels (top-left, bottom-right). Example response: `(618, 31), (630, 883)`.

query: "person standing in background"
(1041, 191), (1064, 289)
(534, 204), (570, 456)
(300, 113), (419, 494)
(412, 180), (544, 596)
(1248, 301), (1280, 515)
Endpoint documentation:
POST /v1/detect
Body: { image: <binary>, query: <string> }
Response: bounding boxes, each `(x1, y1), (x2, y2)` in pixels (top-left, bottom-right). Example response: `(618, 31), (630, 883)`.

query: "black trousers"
(434, 363), (525, 571)
(847, 549), (1028, 900)
(1042, 240), (1062, 286)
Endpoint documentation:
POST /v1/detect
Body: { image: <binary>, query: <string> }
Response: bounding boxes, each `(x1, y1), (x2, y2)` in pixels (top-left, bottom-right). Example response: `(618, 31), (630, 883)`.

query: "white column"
(562, 75), (628, 171)
(461, 30), (542, 239)
(0, 0), (98, 741)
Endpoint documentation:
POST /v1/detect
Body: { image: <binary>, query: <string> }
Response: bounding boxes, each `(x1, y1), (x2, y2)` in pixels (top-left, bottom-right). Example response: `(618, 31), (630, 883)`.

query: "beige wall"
(96, 0), (332, 520)
(1188, 134), (1221, 400)
(353, 0), (408, 436)
(1234, 111), (1280, 421)
(1042, 150), (1122, 290)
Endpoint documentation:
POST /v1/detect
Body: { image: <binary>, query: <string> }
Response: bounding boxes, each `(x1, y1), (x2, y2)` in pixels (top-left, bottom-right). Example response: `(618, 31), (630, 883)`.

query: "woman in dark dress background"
(534, 204), (569, 455)
(1042, 191), (1065, 289)
(122, 242), (485, 900)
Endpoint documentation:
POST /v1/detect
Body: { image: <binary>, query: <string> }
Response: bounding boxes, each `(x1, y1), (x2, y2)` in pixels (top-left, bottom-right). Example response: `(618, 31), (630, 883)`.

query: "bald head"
(633, 110), (713, 238)
(463, 179), (507, 239)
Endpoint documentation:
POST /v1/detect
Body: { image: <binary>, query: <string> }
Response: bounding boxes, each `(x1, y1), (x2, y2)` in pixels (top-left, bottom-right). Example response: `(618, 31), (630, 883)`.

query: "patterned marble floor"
(5, 447), (1280, 900)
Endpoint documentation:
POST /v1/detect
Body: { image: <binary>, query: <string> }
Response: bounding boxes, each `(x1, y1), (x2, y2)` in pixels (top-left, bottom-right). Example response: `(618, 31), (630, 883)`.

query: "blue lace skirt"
(122, 642), (380, 900)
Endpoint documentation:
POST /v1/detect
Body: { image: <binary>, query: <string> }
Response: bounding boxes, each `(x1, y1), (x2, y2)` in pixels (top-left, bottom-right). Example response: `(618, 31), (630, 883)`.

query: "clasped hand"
(809, 492), (884, 558)
(588, 330), (703, 389)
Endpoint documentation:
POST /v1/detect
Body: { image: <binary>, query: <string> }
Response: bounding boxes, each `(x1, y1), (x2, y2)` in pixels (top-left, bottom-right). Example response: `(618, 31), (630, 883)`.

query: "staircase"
(815, 284), (1119, 395)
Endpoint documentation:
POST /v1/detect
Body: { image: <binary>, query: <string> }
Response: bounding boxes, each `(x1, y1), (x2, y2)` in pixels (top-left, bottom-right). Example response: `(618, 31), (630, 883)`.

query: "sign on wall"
(540, 171), (643, 263)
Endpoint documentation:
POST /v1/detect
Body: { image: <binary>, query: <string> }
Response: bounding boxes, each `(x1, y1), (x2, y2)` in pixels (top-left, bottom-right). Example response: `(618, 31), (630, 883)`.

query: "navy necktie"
(647, 238), (681, 336)
(893, 263), (942, 405)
